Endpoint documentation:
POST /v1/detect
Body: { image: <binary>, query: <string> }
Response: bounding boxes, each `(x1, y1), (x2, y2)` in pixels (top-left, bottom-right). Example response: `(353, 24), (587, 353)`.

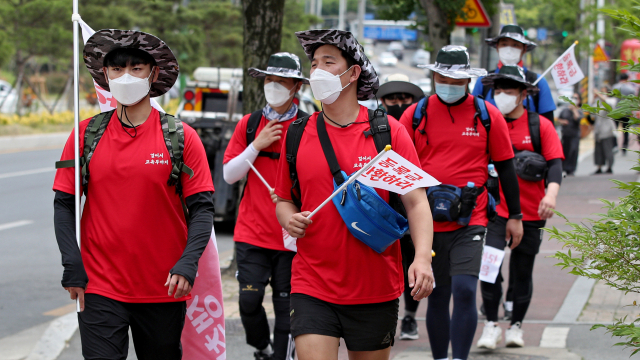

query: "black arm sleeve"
(546, 158), (563, 185)
(54, 191), (88, 288)
(493, 159), (522, 216)
(170, 191), (215, 286)
(540, 111), (555, 124)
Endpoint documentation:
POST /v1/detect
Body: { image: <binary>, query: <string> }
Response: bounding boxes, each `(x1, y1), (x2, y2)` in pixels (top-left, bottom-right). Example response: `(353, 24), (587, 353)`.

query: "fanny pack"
(427, 183), (483, 226)
(513, 149), (548, 182)
(317, 113), (408, 254)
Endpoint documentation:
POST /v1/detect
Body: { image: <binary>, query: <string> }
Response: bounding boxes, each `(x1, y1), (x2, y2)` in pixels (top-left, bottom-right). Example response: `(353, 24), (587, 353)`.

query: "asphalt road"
(0, 147), (235, 340)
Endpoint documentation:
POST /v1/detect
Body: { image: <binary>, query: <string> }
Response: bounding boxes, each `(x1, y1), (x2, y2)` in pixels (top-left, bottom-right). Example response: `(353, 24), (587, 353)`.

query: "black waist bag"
(514, 150), (548, 182)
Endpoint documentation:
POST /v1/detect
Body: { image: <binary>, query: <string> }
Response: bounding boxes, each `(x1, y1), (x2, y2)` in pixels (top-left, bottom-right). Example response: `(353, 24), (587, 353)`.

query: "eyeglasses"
(383, 93), (412, 101)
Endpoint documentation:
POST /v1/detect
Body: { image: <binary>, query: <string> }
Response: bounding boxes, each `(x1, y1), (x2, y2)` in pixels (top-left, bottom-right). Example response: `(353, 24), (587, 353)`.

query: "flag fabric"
(550, 45), (585, 89)
(78, 19), (165, 113)
(357, 150), (440, 195)
(181, 228), (227, 360)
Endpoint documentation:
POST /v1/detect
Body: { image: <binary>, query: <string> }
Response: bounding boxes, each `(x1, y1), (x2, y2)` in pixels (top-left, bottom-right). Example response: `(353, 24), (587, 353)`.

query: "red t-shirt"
(223, 112), (300, 251)
(497, 112), (564, 220)
(275, 106), (421, 305)
(53, 108), (214, 303)
(399, 95), (514, 232)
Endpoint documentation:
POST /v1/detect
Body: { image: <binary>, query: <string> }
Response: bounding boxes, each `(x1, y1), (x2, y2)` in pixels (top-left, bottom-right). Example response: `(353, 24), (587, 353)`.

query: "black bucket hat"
(481, 65), (539, 94)
(377, 74), (424, 100)
(421, 45), (487, 79)
(485, 25), (537, 53)
(248, 52), (309, 84)
(83, 29), (179, 98)
(295, 29), (379, 100)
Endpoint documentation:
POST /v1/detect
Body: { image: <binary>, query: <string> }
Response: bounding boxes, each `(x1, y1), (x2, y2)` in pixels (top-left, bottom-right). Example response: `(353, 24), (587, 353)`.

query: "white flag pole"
(71, 1), (82, 313)
(245, 159), (273, 191)
(532, 41), (579, 86)
(308, 145), (391, 219)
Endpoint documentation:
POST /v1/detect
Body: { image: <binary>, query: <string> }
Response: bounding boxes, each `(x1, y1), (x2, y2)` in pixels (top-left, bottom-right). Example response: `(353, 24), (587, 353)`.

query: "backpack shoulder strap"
(161, 112), (194, 222)
(316, 113), (346, 185)
(527, 111), (542, 154)
(285, 113), (312, 209)
(297, 109), (309, 119)
(412, 96), (429, 131)
(473, 96), (491, 154)
(55, 109), (115, 193)
(364, 108), (391, 153)
(246, 110), (263, 146)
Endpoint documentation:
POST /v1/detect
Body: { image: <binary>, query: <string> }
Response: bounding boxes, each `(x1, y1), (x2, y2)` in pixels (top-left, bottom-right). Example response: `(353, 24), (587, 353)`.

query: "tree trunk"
(14, 60), (26, 116)
(419, 0), (453, 63)
(241, 0), (286, 114)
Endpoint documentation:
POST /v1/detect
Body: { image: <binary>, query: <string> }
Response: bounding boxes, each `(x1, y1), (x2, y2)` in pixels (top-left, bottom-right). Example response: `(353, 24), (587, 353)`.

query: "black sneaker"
(253, 351), (273, 360)
(399, 315), (419, 340)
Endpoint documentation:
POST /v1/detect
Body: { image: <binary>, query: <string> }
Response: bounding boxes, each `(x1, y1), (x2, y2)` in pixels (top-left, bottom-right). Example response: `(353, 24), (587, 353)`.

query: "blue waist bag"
(332, 171), (409, 254)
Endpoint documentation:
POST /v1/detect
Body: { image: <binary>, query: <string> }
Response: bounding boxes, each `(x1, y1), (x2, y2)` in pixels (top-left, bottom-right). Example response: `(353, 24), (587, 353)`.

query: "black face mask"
(386, 103), (412, 120)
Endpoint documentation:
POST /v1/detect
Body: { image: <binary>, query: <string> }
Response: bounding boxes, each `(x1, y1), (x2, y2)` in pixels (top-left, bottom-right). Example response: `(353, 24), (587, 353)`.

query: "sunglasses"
(383, 93), (412, 101)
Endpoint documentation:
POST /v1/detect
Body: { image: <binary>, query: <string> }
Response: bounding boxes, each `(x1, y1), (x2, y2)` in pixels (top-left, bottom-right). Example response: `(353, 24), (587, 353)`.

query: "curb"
(25, 312), (78, 360)
(393, 347), (581, 360)
(0, 133), (67, 154)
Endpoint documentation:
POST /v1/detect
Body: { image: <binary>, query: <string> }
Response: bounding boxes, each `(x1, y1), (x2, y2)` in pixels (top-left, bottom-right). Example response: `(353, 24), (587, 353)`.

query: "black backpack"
(245, 109), (308, 159)
(482, 68), (541, 112)
(284, 108), (399, 211)
(55, 110), (194, 220)
(512, 111), (548, 182)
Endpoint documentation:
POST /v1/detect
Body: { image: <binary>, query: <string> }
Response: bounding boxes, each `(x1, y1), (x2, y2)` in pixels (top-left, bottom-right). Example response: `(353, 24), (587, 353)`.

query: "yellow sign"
(593, 44), (609, 62)
(455, 0), (491, 27)
(500, 4), (517, 26)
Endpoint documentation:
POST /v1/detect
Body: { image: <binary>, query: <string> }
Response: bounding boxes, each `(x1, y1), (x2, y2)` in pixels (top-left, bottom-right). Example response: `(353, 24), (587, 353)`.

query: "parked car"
(387, 41), (405, 60)
(412, 78), (431, 95)
(379, 52), (398, 67)
(411, 50), (430, 67)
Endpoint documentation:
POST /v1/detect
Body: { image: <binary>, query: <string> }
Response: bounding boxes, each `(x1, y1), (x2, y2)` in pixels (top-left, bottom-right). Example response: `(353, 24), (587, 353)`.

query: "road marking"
(0, 167), (55, 180)
(553, 276), (596, 323)
(0, 220), (33, 232)
(43, 303), (76, 317)
(540, 326), (570, 348)
(25, 312), (78, 360)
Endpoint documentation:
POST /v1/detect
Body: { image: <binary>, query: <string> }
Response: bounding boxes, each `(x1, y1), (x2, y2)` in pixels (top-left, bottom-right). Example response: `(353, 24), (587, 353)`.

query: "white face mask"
(494, 92), (520, 115)
(498, 46), (523, 66)
(309, 66), (353, 104)
(264, 81), (294, 107)
(107, 68), (154, 106)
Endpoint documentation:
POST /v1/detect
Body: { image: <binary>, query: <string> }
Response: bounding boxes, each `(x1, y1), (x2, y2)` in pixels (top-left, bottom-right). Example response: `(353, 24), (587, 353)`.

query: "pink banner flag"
(181, 229), (227, 359)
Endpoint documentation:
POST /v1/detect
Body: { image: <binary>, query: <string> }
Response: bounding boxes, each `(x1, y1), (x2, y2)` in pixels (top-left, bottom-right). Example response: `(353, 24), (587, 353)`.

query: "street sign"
(456, 0), (491, 28)
(593, 44), (609, 62)
(537, 28), (547, 41)
(363, 26), (418, 41)
(500, 3), (517, 25)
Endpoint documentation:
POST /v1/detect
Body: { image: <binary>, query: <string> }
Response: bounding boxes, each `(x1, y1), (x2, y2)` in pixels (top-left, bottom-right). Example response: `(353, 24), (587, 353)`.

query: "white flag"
(550, 45), (584, 89)
(78, 19), (165, 113)
(357, 150), (440, 195)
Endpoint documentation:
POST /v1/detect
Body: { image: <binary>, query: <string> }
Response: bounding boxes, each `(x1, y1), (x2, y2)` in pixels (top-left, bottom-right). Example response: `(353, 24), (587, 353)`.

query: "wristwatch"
(508, 213), (523, 220)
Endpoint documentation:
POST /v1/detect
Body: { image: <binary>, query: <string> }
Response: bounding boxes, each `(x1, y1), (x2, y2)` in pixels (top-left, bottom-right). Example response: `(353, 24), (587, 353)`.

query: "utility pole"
(338, 0), (346, 30)
(357, 0), (366, 40)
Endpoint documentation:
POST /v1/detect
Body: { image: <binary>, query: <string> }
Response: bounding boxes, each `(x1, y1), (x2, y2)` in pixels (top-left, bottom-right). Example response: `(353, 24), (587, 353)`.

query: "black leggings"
(400, 235), (419, 313)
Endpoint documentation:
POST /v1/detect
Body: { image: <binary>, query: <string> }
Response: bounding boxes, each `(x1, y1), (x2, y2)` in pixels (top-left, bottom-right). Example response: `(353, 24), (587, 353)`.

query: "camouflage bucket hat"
(421, 45), (487, 79)
(83, 29), (179, 98)
(295, 29), (379, 101)
(485, 24), (537, 53)
(481, 65), (539, 94)
(248, 52), (309, 84)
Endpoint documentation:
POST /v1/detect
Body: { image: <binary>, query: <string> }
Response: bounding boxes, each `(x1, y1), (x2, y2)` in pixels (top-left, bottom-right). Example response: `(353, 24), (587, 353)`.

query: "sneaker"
(505, 322), (525, 347)
(503, 301), (513, 321)
(478, 303), (486, 316)
(399, 315), (419, 340)
(253, 351), (272, 360)
(477, 321), (502, 350)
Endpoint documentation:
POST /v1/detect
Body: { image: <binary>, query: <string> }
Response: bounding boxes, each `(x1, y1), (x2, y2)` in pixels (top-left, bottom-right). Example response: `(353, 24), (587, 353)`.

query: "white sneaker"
(477, 321), (502, 350)
(505, 322), (525, 347)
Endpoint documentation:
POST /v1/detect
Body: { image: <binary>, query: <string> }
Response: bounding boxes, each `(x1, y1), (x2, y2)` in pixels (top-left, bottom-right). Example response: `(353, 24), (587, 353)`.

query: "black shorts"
(289, 293), (399, 352)
(78, 293), (186, 360)
(432, 225), (486, 286)
(486, 216), (546, 255)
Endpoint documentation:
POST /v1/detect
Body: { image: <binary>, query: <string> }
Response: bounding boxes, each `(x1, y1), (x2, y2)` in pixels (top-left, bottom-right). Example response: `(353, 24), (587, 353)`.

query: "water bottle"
(488, 164), (498, 178)
(487, 164), (501, 205)
(457, 182), (475, 226)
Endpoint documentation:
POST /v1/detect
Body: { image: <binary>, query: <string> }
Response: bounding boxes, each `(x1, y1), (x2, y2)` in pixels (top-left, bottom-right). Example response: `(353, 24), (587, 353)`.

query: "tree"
(548, 5), (640, 356)
(241, 0), (286, 113)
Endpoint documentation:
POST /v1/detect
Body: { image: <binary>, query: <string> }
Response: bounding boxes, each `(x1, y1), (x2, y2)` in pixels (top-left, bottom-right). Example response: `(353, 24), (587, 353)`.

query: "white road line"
(553, 276), (596, 323)
(0, 220), (34, 232)
(0, 167), (55, 180)
(540, 326), (570, 348)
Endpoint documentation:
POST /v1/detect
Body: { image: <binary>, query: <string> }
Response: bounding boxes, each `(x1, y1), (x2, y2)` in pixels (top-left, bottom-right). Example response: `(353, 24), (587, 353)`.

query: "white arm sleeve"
(223, 143), (260, 184)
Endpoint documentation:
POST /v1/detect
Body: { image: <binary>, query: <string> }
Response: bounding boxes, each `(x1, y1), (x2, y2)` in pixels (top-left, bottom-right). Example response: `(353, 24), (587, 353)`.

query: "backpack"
(285, 108), (396, 210)
(512, 111), (548, 182)
(55, 110), (194, 221)
(412, 94), (492, 153)
(482, 68), (541, 112)
(246, 109), (308, 159)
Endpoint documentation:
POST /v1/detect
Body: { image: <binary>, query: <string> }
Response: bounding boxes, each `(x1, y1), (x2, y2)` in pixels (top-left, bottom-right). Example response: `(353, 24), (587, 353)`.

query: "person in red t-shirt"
(275, 29), (434, 360)
(399, 45), (523, 360)
(53, 30), (214, 359)
(223, 52), (308, 360)
(475, 66), (563, 350)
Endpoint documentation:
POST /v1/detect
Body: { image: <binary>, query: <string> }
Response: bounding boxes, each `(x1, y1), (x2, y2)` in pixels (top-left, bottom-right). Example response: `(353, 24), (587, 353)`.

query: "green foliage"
(550, 5), (640, 355)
